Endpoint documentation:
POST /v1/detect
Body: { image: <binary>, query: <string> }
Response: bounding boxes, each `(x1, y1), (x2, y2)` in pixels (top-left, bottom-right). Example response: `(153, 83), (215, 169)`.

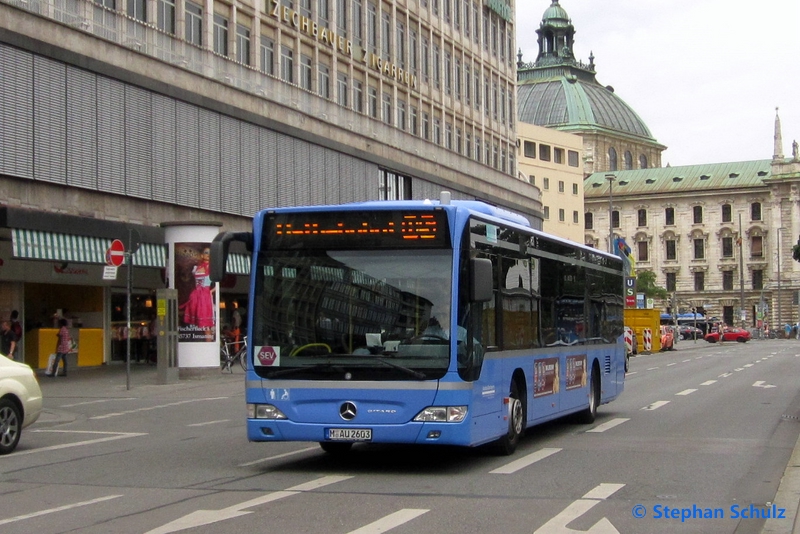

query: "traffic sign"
(106, 239), (125, 267)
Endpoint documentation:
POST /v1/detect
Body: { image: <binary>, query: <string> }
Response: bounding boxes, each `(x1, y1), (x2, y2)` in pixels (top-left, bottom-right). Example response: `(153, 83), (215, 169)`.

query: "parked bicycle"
(220, 335), (248, 373)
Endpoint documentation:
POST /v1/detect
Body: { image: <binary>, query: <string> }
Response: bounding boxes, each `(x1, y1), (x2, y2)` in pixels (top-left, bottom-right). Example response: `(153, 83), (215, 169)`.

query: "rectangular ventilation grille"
(604, 354), (612, 375)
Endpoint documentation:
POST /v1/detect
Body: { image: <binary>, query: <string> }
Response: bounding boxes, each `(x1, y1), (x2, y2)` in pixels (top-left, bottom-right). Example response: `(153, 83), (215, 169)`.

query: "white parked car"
(0, 355), (43, 454)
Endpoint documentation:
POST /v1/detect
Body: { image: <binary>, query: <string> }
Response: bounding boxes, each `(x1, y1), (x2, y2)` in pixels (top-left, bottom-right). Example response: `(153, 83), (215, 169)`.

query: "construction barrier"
(624, 327), (633, 354)
(642, 328), (652, 352)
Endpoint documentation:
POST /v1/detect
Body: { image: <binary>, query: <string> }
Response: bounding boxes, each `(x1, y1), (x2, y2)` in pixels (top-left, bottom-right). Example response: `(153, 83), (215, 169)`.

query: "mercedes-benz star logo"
(339, 402), (357, 420)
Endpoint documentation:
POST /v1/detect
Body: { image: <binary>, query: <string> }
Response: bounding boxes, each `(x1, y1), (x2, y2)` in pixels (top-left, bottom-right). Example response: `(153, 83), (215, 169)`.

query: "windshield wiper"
(373, 357), (427, 380)
(265, 363), (337, 378)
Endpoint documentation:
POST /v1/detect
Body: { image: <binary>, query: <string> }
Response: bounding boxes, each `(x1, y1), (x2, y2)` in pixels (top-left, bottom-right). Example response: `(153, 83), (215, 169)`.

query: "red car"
(705, 328), (751, 343)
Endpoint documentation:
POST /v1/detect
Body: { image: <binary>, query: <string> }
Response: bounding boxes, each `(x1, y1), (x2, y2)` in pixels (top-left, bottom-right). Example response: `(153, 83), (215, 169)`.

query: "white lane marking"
(753, 381), (777, 389)
(586, 418), (629, 433)
(145, 475), (352, 534)
(238, 446), (319, 467)
(347, 509), (429, 534)
(91, 397), (228, 420)
(490, 447), (562, 474)
(534, 483), (624, 534)
(734, 368), (744, 372)
(625, 371), (637, 376)
(642, 401), (670, 411)
(675, 389), (697, 396)
(646, 367), (659, 371)
(0, 495), (123, 526)
(187, 420), (230, 427)
(60, 398), (136, 408)
(743, 364), (754, 368)
(682, 359), (691, 363)
(719, 372), (732, 378)
(8, 430), (147, 456)
(700, 380), (717, 386)
(666, 363), (677, 367)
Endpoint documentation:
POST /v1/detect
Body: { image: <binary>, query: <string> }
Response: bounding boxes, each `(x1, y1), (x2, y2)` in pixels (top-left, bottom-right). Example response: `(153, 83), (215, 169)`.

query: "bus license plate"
(326, 428), (372, 441)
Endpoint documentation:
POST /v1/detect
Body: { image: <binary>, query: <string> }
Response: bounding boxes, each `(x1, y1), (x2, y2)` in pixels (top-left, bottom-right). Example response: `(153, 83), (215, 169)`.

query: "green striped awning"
(12, 229), (166, 268)
(226, 253), (251, 275)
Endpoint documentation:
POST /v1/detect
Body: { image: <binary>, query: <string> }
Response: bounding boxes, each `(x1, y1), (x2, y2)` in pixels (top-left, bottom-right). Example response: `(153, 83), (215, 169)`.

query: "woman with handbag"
(51, 318), (72, 377)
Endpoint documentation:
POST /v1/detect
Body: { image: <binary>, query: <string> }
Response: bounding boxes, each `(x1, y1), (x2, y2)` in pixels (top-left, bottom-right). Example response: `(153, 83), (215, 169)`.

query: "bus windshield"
(251, 248), (453, 380)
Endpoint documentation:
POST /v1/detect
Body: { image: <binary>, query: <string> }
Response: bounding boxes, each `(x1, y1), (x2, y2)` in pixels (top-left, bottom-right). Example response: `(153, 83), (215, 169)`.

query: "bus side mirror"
(210, 231), (253, 283)
(470, 258), (493, 302)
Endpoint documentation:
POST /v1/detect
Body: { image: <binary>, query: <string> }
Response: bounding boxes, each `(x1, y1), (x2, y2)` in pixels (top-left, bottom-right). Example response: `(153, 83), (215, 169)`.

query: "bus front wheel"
(493, 380), (524, 456)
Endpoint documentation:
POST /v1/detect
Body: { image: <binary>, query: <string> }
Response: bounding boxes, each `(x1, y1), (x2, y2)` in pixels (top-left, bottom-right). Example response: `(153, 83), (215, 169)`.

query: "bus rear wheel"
(577, 366), (600, 424)
(319, 442), (353, 454)
(493, 380), (524, 456)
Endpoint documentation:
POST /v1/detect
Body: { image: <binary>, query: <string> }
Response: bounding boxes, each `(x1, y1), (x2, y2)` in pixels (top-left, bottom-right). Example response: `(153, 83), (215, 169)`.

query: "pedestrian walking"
(50, 318), (72, 377)
(0, 320), (18, 361)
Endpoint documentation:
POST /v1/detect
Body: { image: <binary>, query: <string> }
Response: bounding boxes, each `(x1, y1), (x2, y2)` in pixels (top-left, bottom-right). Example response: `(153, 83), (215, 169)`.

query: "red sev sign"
(256, 346), (280, 366)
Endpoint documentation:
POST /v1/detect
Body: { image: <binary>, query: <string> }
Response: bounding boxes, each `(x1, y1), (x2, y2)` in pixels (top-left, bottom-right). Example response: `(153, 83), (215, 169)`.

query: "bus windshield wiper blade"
(265, 363), (335, 378)
(373, 357), (427, 380)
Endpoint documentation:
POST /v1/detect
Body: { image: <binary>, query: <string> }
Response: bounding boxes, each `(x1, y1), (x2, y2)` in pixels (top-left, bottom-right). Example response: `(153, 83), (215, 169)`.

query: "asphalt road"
(0, 338), (798, 534)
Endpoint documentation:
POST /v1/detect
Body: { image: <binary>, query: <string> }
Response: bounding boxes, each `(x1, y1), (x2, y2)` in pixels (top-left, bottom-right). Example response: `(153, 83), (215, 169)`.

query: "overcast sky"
(515, 0), (800, 167)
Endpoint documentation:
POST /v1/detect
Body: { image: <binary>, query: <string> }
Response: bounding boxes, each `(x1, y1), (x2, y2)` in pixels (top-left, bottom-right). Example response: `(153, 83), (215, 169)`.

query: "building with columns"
(584, 110), (800, 331)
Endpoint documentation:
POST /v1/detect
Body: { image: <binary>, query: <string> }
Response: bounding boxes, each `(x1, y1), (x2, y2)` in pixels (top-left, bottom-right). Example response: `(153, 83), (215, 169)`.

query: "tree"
(635, 270), (668, 300)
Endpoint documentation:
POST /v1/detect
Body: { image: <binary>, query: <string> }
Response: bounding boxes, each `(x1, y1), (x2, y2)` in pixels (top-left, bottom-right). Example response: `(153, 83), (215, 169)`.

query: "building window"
(573, 211), (579, 224)
(337, 0), (347, 35)
(381, 11), (390, 58)
(381, 93), (392, 125)
(753, 269), (763, 290)
(608, 147), (618, 171)
(539, 144), (550, 161)
(637, 241), (648, 262)
(157, 0), (176, 34)
(558, 180), (564, 193)
(337, 72), (348, 106)
(585, 212), (593, 230)
(379, 170), (412, 200)
(445, 123), (452, 150)
(693, 238), (704, 259)
(422, 112), (429, 140)
(300, 55), (313, 90)
(751, 235), (763, 257)
(637, 209), (647, 227)
(236, 24), (251, 65)
(410, 106), (418, 135)
(185, 2), (202, 45)
(693, 205), (703, 224)
(260, 37), (275, 75)
(353, 80), (364, 112)
(318, 0), (329, 27)
(568, 150), (579, 167)
(665, 272), (676, 291)
(318, 62), (331, 98)
(665, 239), (676, 260)
(543, 206), (550, 219)
(572, 183), (578, 195)
(722, 236), (733, 257)
(558, 208), (565, 222)
(213, 14), (229, 56)
(722, 270), (734, 291)
(433, 118), (441, 145)
(368, 87), (378, 118)
(523, 141), (536, 159)
(611, 210), (619, 228)
(665, 207), (675, 226)
(639, 154), (648, 169)
(280, 46), (293, 83)
(722, 203), (732, 223)
(542, 177), (549, 190)
(624, 150), (632, 170)
(353, 0), (363, 46)
(398, 100), (406, 131)
(751, 202), (762, 221)
(554, 147), (564, 164)
(694, 271), (704, 291)
(128, 0), (146, 21)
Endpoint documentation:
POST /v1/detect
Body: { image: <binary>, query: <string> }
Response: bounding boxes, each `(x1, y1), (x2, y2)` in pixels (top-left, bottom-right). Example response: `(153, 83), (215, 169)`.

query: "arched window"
(624, 151), (633, 170)
(584, 212), (593, 230)
(639, 154), (648, 169)
(608, 147), (618, 171)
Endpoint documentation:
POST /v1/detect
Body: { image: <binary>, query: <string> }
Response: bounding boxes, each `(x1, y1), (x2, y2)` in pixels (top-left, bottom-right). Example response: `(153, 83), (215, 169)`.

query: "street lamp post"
(606, 174), (616, 254)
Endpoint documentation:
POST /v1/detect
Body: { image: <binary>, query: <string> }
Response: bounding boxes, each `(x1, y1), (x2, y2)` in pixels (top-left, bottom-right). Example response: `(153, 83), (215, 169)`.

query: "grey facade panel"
(176, 101), (199, 208)
(124, 85), (153, 198)
(0, 44), (34, 179)
(198, 108), (221, 212)
(276, 134), (293, 207)
(241, 121), (260, 217)
(294, 139), (310, 207)
(33, 55), (67, 184)
(96, 77), (126, 195)
(324, 148), (339, 205)
(152, 93), (176, 203)
(220, 115), (242, 215)
(259, 128), (278, 209)
(308, 145), (325, 206)
(339, 156), (354, 203)
(66, 66), (98, 190)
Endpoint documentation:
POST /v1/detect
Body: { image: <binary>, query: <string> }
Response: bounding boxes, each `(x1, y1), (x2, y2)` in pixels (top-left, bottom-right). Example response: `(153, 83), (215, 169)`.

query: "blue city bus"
(210, 197), (625, 455)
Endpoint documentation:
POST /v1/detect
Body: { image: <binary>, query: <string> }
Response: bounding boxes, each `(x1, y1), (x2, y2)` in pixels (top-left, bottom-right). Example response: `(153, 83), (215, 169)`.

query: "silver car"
(0, 355), (44, 454)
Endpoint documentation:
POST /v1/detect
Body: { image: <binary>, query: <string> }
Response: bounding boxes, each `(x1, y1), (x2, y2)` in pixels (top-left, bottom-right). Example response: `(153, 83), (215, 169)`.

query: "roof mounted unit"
(645, 178), (656, 184)
(729, 173), (739, 178)
(673, 176), (683, 182)
(700, 175), (711, 180)
(618, 180), (629, 186)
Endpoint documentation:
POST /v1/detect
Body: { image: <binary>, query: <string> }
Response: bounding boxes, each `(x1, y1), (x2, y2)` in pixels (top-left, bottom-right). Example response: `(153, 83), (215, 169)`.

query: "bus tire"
(577, 365), (600, 424)
(493, 379), (524, 456)
(624, 353), (630, 373)
(319, 442), (353, 454)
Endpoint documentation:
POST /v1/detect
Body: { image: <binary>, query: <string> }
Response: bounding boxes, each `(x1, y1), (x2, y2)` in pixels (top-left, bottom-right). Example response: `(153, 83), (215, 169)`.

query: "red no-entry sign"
(106, 239), (126, 267)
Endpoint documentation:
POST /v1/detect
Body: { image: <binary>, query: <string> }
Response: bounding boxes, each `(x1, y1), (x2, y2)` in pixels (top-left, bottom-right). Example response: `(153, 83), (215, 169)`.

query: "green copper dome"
(542, 1), (570, 27)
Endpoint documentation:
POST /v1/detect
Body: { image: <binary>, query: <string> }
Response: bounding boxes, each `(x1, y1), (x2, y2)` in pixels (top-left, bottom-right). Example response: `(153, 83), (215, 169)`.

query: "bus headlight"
(248, 403), (287, 419)
(413, 406), (468, 422)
